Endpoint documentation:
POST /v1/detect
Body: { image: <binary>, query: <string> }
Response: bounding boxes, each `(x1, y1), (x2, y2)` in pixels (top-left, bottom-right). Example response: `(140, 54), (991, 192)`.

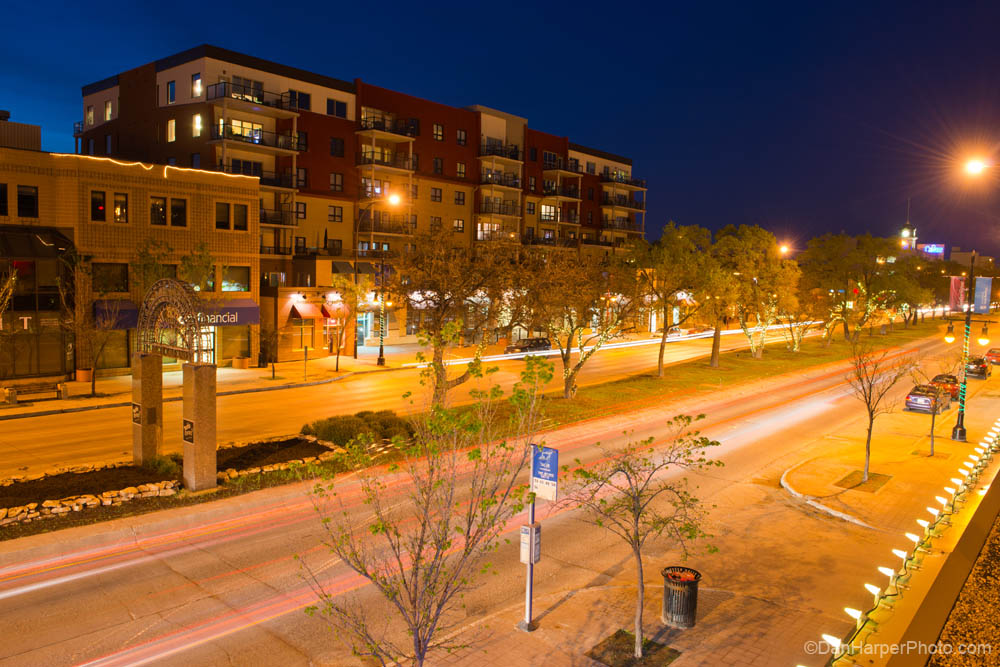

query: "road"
(0, 332), (975, 666)
(0, 329), (796, 477)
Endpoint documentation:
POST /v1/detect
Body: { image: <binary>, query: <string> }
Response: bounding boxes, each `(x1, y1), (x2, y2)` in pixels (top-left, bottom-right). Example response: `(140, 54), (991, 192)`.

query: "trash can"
(661, 566), (701, 629)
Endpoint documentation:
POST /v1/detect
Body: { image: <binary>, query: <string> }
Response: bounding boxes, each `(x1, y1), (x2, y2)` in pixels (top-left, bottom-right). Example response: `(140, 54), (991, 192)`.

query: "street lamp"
(965, 158), (989, 177)
(376, 192), (401, 367)
(945, 251), (977, 441)
(354, 192), (401, 361)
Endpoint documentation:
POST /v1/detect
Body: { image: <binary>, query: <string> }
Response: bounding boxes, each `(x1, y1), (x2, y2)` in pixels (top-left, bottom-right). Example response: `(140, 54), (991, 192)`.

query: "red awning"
(321, 303), (346, 318)
(290, 302), (323, 319)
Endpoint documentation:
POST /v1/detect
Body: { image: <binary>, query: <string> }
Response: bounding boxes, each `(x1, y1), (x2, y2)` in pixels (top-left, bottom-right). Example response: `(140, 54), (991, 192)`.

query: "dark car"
(986, 348), (1000, 365)
(905, 385), (951, 414)
(505, 337), (552, 354)
(965, 356), (992, 380)
(930, 374), (960, 399)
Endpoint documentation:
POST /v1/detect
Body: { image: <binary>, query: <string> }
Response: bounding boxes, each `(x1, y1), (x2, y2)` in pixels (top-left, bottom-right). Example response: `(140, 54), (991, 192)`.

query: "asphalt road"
(0, 331), (782, 477)
(0, 332), (970, 667)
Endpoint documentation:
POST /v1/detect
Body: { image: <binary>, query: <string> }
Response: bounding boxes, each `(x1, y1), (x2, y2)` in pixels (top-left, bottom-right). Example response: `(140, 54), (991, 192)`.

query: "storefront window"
(219, 325), (250, 359)
(222, 266), (250, 292)
(291, 318), (313, 349)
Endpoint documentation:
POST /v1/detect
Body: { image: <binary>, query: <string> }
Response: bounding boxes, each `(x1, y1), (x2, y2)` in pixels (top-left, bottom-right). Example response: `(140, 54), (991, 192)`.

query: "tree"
(847, 341), (915, 482)
(778, 282), (826, 352)
(909, 352), (962, 456)
(134, 237), (174, 295)
(523, 250), (639, 398)
(630, 223), (712, 377)
(699, 259), (739, 368)
(327, 274), (370, 372)
(565, 415), (721, 659)
(179, 242), (214, 292)
(303, 357), (552, 666)
(390, 230), (513, 406)
(0, 269), (16, 380)
(713, 225), (799, 359)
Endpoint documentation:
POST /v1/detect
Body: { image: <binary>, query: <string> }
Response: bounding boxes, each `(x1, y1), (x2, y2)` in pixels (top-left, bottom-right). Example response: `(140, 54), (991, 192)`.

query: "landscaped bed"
(216, 437), (331, 471)
(0, 466), (178, 509)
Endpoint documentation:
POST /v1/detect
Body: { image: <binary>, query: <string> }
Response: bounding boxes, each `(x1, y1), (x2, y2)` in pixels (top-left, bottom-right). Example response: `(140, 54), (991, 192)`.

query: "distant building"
(950, 247), (995, 272)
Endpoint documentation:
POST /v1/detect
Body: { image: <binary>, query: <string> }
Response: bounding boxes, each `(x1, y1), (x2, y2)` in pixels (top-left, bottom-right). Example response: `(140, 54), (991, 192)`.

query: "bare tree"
(909, 351), (962, 456)
(0, 269), (16, 381)
(303, 357), (552, 666)
(847, 342), (915, 482)
(565, 415), (721, 659)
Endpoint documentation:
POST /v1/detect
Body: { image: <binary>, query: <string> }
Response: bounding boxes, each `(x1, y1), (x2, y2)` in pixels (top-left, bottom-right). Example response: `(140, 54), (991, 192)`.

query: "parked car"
(965, 356), (992, 379)
(930, 374), (960, 399)
(505, 337), (552, 354)
(986, 348), (1000, 365)
(905, 385), (951, 414)
(664, 326), (687, 338)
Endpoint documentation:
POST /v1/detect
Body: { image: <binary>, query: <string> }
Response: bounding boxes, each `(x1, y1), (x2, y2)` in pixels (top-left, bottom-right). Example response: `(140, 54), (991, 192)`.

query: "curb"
(779, 461), (875, 530)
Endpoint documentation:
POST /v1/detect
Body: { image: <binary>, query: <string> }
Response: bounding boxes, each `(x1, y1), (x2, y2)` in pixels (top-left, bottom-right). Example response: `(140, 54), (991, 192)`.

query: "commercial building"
(74, 45), (647, 359)
(0, 114), (260, 380)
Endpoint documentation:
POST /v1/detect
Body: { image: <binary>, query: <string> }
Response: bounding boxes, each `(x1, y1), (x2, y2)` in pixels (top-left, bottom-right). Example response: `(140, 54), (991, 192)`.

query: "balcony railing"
(542, 184), (580, 199)
(216, 165), (295, 188)
(539, 210), (578, 223)
(543, 158), (583, 173)
(480, 172), (521, 188)
(260, 244), (293, 255)
(480, 201), (520, 216)
(602, 194), (645, 210)
(211, 125), (307, 151)
(73, 120), (84, 136)
(358, 215), (416, 235)
(521, 235), (578, 247)
(600, 173), (647, 188)
(581, 237), (614, 247)
(358, 115), (420, 137)
(294, 243), (345, 257)
(602, 217), (643, 232)
(260, 208), (296, 226)
(206, 82), (302, 111)
(356, 151), (417, 170)
(479, 143), (522, 160)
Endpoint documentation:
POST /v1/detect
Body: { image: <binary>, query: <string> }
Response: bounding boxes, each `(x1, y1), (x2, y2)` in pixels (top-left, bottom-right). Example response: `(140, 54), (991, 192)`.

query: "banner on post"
(950, 277), (966, 311)
(974, 277), (993, 314)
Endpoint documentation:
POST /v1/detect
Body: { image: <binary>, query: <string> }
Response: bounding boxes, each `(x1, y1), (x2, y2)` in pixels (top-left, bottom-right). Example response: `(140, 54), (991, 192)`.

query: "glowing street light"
(779, 244), (790, 255)
(965, 158), (989, 176)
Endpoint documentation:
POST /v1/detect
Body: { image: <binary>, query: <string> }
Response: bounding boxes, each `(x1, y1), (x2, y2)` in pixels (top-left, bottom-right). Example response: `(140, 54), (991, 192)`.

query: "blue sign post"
(519, 444), (558, 632)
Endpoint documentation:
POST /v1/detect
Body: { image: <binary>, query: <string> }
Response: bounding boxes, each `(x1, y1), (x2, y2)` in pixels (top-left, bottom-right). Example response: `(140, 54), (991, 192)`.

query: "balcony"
(600, 173), (647, 189)
(260, 208), (296, 226)
(216, 165), (295, 189)
(356, 151), (417, 172)
(602, 217), (643, 233)
(358, 214), (416, 236)
(479, 200), (520, 216)
(539, 209), (579, 224)
(260, 244), (293, 256)
(206, 82), (300, 117)
(543, 158), (583, 176)
(480, 172), (522, 189)
(521, 235), (578, 248)
(294, 242), (345, 258)
(476, 227), (519, 242)
(357, 115), (419, 140)
(601, 194), (645, 211)
(73, 120), (84, 137)
(542, 183), (581, 200)
(210, 125), (306, 153)
(581, 237), (614, 247)
(479, 143), (523, 162)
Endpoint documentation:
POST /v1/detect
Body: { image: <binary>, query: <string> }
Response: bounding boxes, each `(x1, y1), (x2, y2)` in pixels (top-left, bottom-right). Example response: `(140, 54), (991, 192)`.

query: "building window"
(233, 204), (247, 231)
(90, 191), (106, 221)
(526, 201), (535, 215)
(87, 138), (94, 155)
(454, 191), (465, 205)
(411, 183), (418, 199)
(543, 229), (554, 240)
(150, 197), (166, 225)
(215, 202), (231, 229)
(296, 202), (307, 219)
(453, 219), (464, 232)
(191, 73), (202, 97)
(433, 123), (444, 141)
(457, 129), (467, 145)
(92, 263), (129, 292)
(105, 135), (112, 154)
(586, 161), (596, 175)
(114, 193), (128, 223)
(587, 211), (593, 224)
(166, 80), (175, 104)
(291, 318), (313, 349)
(329, 137), (344, 157)
(329, 172), (343, 192)
(328, 205), (343, 222)
(588, 187), (594, 200)
(543, 150), (557, 166)
(191, 153), (201, 168)
(456, 162), (466, 178)
(86, 105), (94, 126)
(297, 168), (308, 188)
(326, 99), (347, 118)
(529, 176), (536, 192)
(540, 204), (557, 221)
(430, 216), (442, 231)
(289, 90), (311, 111)
(433, 157), (443, 174)
(193, 114), (202, 137)
(17, 186), (38, 218)
(530, 147), (537, 161)
(170, 198), (186, 227)
(166, 119), (176, 142)
(0, 184), (7, 216)
(431, 187), (442, 202)
(222, 266), (250, 292)
(104, 100), (112, 121)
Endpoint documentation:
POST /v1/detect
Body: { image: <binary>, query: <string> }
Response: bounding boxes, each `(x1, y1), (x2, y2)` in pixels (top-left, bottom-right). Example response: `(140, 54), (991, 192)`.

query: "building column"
(131, 353), (163, 465)
(182, 362), (217, 491)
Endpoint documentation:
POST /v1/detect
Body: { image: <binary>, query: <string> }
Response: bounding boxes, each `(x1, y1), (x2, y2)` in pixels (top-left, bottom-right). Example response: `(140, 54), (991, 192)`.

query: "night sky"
(5, 1), (1000, 253)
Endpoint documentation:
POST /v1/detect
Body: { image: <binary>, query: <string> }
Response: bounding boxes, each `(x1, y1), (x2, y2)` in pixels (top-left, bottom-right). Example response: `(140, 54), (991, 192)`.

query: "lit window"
(91, 191), (106, 221)
(113, 193), (128, 223)
(193, 114), (202, 138)
(453, 218), (464, 232)
(166, 119), (176, 143)
(86, 106), (94, 126)
(433, 124), (444, 141)
(456, 162), (466, 179)
(166, 80), (176, 104)
(191, 73), (202, 97)
(104, 101), (112, 121)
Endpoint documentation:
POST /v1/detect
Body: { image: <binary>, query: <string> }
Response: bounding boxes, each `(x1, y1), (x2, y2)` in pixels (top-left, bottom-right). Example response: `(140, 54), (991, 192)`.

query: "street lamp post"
(353, 193), (400, 362)
(952, 252), (976, 441)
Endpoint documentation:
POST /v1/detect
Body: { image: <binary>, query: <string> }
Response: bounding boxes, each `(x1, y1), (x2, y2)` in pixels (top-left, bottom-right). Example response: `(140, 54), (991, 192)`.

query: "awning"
(354, 262), (377, 275)
(290, 302), (323, 319)
(331, 261), (355, 274)
(201, 298), (260, 326)
(321, 303), (346, 318)
(93, 299), (139, 330)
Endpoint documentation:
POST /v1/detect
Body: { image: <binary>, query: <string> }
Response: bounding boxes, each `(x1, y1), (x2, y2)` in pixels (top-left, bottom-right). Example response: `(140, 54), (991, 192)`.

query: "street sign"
(531, 446), (559, 501)
(519, 523), (541, 564)
(182, 419), (195, 443)
(131, 403), (141, 425)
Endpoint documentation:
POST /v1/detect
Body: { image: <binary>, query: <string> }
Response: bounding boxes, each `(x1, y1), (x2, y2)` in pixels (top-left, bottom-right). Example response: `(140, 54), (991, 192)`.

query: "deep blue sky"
(5, 1), (1000, 253)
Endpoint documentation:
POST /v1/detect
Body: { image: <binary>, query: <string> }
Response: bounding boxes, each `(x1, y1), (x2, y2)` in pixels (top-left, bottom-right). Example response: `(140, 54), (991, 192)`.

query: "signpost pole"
(519, 449), (536, 632)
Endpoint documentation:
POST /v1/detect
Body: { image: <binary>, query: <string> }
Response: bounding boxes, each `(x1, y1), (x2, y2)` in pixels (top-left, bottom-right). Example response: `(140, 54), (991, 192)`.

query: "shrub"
(304, 415), (375, 446)
(141, 453), (182, 479)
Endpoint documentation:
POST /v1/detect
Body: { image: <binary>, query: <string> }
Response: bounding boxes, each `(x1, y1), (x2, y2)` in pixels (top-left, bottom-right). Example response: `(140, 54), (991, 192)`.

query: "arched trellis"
(136, 279), (212, 363)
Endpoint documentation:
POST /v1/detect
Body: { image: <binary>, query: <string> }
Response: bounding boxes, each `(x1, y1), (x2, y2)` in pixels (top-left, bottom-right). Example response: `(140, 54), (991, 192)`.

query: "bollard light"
(905, 532), (921, 543)
(917, 519), (930, 529)
(945, 486), (957, 495)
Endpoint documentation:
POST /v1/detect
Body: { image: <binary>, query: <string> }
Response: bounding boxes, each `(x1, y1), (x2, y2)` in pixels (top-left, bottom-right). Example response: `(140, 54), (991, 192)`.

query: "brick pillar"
(131, 353), (162, 465)
(182, 362), (217, 491)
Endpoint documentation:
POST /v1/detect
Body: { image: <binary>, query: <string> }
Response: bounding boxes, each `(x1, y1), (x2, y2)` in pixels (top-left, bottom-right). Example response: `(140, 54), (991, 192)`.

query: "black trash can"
(661, 566), (701, 629)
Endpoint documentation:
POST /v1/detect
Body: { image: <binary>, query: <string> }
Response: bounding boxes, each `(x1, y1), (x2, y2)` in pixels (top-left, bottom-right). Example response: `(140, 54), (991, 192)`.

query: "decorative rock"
(51, 507), (70, 514)
(26, 502), (37, 510)
(262, 464), (277, 473)
(101, 499), (112, 506)
(102, 490), (118, 498)
(159, 488), (176, 497)
(42, 500), (61, 508)
(227, 469), (238, 479)
(0, 507), (6, 520)
(246, 467), (261, 474)
(122, 487), (138, 496)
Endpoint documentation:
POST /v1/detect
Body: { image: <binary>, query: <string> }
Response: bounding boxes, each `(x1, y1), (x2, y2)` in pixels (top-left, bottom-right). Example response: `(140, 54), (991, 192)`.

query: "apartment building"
(1, 115), (260, 380)
(75, 44), (647, 357)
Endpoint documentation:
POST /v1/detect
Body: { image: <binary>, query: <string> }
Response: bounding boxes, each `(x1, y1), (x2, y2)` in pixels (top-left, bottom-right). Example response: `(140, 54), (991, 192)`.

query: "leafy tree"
(179, 242), (215, 293)
(778, 282), (827, 352)
(847, 341), (915, 482)
(565, 415), (721, 660)
(303, 357), (552, 666)
(133, 237), (174, 295)
(326, 274), (371, 372)
(699, 258), (740, 368)
(630, 223), (712, 377)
